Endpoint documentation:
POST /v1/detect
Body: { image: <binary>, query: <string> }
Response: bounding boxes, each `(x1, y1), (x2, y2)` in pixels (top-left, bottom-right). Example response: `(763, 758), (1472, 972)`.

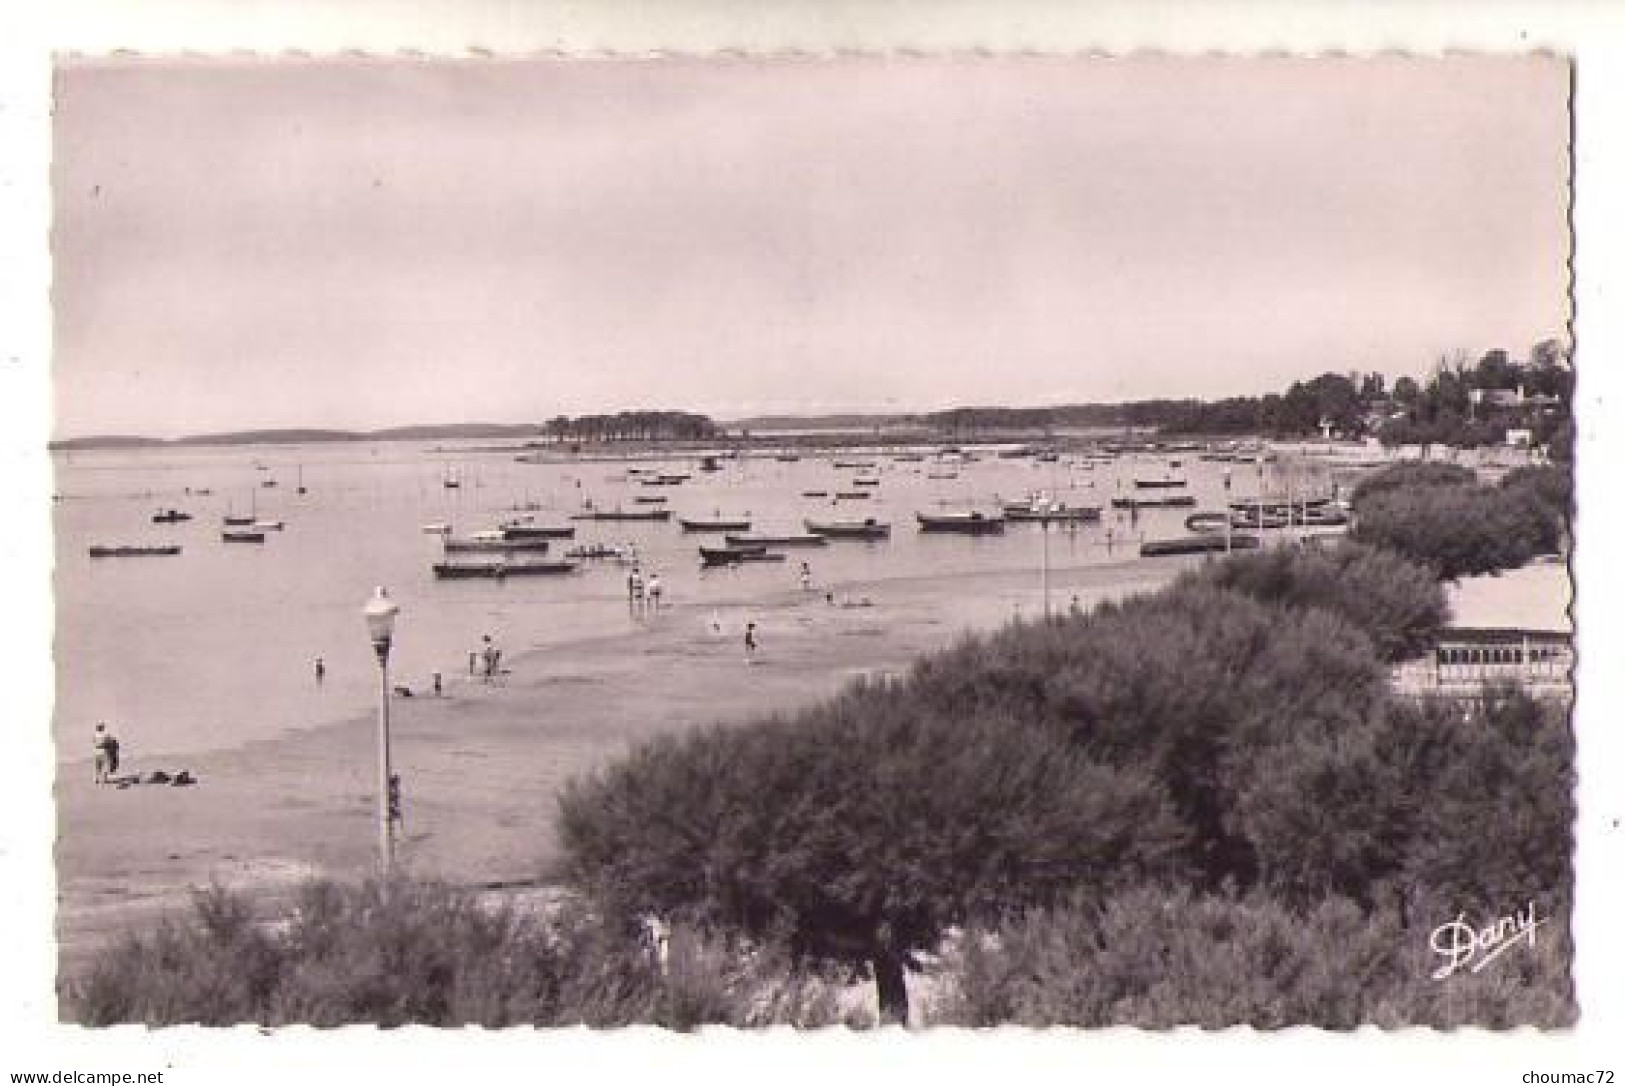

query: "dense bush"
(1351, 484), (1553, 580)
(1179, 542), (1448, 662)
(1350, 460), (1476, 504)
(559, 685), (1188, 1022)
(909, 584), (1394, 903)
(942, 884), (1574, 1029)
(1348, 459), (1569, 578)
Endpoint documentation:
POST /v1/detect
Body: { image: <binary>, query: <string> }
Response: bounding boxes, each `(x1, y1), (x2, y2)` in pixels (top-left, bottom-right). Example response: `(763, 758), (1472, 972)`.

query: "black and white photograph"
(6, 4), (1624, 1082)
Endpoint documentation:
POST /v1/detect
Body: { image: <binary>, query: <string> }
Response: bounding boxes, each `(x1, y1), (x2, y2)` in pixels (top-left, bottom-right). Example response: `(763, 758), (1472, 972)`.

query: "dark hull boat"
(222, 530), (266, 543)
(444, 536), (553, 553)
(724, 532), (828, 548)
(699, 543), (786, 566)
(916, 512), (1006, 534)
(1140, 533), (1261, 557)
(89, 544), (182, 558)
(679, 517), (753, 532)
(432, 559), (577, 579)
(1134, 479), (1188, 490)
(500, 522), (576, 539)
(1111, 495), (1198, 510)
(151, 509), (192, 524)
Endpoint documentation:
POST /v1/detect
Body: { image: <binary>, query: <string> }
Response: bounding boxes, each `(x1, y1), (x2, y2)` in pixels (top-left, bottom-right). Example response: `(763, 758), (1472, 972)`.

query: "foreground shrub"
(64, 877), (856, 1028)
(1180, 542), (1448, 662)
(1377, 688), (1575, 913)
(559, 687), (1188, 1024)
(942, 885), (1573, 1028)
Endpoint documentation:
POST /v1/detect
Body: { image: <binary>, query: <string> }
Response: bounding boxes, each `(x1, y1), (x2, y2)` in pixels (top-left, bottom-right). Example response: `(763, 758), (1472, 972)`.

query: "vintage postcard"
(8, 17), (1621, 1082)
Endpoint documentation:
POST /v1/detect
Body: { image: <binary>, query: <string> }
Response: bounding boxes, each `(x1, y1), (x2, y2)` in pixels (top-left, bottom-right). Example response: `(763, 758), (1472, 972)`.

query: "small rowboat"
(432, 559), (577, 579)
(804, 518), (891, 540)
(724, 532), (828, 548)
(834, 490), (872, 500)
(1183, 511), (1232, 534)
(445, 533), (552, 553)
(1111, 495), (1199, 509)
(679, 516), (753, 533)
(916, 511), (1006, 534)
(1003, 503), (1101, 523)
(222, 530), (266, 543)
(252, 520), (284, 531)
(222, 514), (256, 526)
(700, 544), (785, 566)
(500, 522), (575, 539)
(1140, 533), (1261, 557)
(633, 495), (669, 504)
(89, 545), (182, 558)
(801, 490), (829, 498)
(564, 543), (629, 560)
(1134, 479), (1188, 490)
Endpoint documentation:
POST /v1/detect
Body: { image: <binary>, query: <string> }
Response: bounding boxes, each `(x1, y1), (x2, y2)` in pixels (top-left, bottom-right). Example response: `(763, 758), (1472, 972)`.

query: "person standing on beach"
(647, 572), (663, 610)
(744, 622), (758, 663)
(92, 722), (120, 785)
(799, 562), (812, 593)
(314, 656), (325, 684)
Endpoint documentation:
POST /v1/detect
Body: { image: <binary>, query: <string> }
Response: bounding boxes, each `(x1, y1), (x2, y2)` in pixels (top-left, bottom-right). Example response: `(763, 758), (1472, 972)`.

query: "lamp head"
(363, 586), (400, 654)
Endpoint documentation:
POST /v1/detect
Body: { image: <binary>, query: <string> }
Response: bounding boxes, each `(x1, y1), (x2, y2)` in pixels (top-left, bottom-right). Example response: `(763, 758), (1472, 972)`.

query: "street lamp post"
(363, 586), (400, 874)
(1036, 494), (1053, 621)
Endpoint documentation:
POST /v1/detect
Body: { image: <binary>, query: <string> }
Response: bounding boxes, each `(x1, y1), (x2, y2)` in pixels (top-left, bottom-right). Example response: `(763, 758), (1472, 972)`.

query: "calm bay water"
(52, 440), (1301, 760)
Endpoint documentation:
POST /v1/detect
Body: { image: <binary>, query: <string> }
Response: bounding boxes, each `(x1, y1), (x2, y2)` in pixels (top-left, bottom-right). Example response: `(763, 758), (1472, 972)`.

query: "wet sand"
(55, 558), (1179, 974)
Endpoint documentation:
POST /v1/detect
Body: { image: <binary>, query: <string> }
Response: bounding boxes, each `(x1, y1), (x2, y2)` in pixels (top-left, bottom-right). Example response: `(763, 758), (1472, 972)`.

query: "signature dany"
(1430, 900), (1548, 980)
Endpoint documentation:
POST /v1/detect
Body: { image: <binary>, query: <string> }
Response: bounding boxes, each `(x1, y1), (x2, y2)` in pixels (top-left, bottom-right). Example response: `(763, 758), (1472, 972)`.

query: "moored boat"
(1183, 511), (1232, 534)
(724, 532), (828, 548)
(500, 521), (575, 539)
(916, 511), (1006, 534)
(1140, 533), (1261, 557)
(679, 516), (753, 532)
(444, 532), (552, 553)
(699, 543), (782, 566)
(222, 514), (256, 526)
(1003, 502), (1101, 523)
(804, 518), (891, 540)
(1111, 495), (1199, 509)
(222, 529), (266, 543)
(834, 490), (872, 500)
(1134, 478), (1188, 490)
(89, 544), (183, 558)
(252, 520), (284, 531)
(151, 509), (192, 524)
(432, 558), (577, 579)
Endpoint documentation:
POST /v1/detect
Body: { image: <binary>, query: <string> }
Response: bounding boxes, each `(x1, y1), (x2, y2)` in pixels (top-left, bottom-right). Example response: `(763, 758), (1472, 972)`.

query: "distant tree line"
(909, 338), (1572, 454)
(539, 411), (719, 444)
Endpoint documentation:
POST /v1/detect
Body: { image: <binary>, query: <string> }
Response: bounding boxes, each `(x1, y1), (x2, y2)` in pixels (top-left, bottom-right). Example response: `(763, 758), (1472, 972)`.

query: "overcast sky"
(51, 56), (1569, 437)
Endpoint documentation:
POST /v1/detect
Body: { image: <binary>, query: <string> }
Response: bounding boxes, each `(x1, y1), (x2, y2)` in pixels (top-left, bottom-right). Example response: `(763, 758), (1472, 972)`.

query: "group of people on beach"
(627, 565), (664, 611)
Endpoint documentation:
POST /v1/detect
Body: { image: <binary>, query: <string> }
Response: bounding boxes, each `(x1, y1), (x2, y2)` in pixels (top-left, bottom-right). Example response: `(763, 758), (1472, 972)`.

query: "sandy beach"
(54, 559), (1179, 974)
